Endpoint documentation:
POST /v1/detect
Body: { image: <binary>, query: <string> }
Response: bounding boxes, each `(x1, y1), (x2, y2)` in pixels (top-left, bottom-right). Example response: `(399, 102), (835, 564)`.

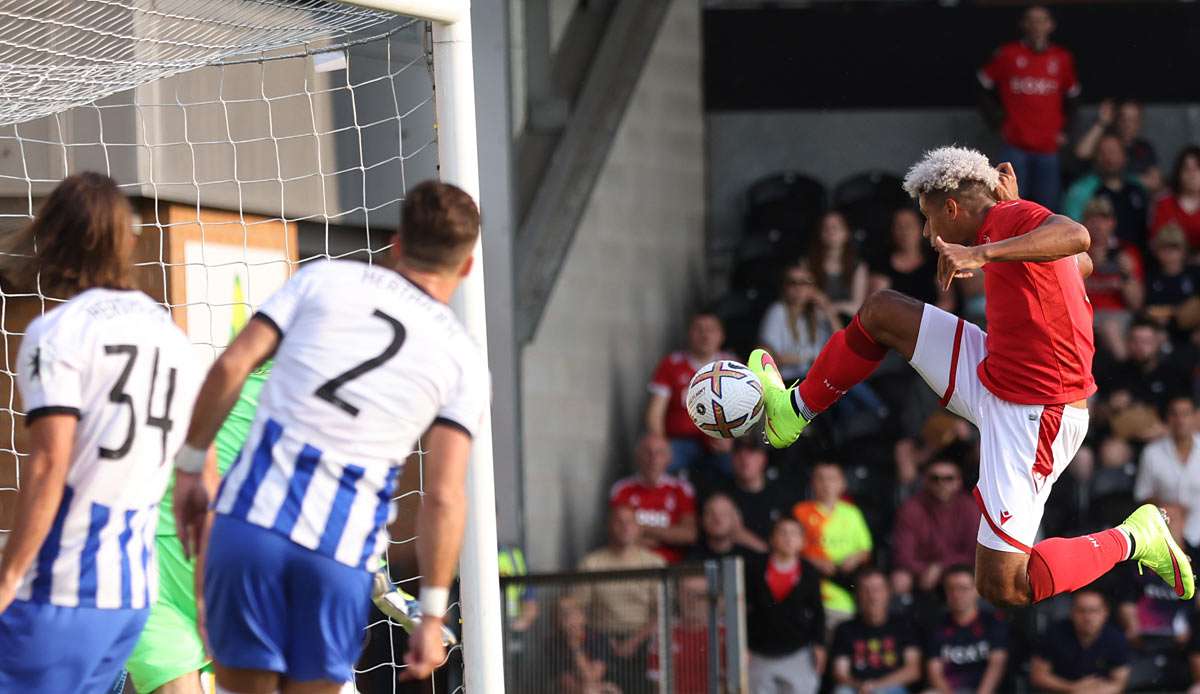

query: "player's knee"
(858, 290), (911, 340)
(976, 572), (1030, 608)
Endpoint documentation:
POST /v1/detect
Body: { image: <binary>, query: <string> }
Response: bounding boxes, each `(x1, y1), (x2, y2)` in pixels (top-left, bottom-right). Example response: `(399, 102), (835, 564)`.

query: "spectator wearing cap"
(1075, 99), (1162, 194)
(977, 5), (1079, 209)
(609, 433), (698, 564)
(924, 565), (1009, 694)
(719, 435), (801, 554)
(792, 462), (873, 628)
(687, 492), (763, 563)
(1135, 396), (1200, 564)
(891, 460), (979, 602)
(1030, 590), (1131, 694)
(1083, 196), (1144, 361)
(645, 311), (736, 480)
(1144, 224), (1200, 335)
(1152, 146), (1200, 254)
(830, 567), (922, 694)
(745, 517), (826, 694)
(1063, 131), (1149, 251)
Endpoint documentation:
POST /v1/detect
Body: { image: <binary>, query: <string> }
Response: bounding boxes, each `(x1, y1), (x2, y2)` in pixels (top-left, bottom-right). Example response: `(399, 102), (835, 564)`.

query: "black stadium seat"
(832, 170), (911, 262)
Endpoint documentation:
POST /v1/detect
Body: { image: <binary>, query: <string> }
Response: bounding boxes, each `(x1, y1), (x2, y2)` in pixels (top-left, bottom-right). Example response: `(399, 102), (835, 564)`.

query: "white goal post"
(345, 1), (508, 691)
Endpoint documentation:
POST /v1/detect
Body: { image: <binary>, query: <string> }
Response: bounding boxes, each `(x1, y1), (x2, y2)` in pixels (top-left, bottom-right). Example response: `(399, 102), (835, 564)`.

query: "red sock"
(1027, 529), (1130, 603)
(795, 315), (887, 415)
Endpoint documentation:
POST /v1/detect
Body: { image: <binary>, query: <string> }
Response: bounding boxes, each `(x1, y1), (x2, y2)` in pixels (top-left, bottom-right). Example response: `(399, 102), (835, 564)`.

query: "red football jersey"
(649, 350), (735, 440)
(975, 200), (1096, 405)
(610, 474), (696, 564)
(979, 42), (1079, 153)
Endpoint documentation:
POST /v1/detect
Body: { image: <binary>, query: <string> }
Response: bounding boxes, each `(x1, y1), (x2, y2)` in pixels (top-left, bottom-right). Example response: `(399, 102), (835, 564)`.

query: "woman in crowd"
(804, 211), (867, 320)
(758, 265), (840, 384)
(868, 207), (940, 306)
(1151, 145), (1200, 256)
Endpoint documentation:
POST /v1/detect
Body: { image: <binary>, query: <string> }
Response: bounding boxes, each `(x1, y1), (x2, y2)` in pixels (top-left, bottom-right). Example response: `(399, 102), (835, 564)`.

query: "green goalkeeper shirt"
(156, 368), (268, 537)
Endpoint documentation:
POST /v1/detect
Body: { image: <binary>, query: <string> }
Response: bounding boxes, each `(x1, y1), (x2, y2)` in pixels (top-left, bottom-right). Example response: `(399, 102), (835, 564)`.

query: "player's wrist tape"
(174, 444), (207, 474)
(420, 587), (449, 619)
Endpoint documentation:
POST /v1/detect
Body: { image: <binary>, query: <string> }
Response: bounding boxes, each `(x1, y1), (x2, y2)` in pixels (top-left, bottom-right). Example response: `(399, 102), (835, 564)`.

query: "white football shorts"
(909, 304), (1089, 554)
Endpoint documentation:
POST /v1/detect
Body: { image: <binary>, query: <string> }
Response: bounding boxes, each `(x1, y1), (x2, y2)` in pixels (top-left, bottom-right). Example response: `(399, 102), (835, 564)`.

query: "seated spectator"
(869, 207), (941, 307)
(576, 505), (666, 691)
(1075, 99), (1162, 194)
(830, 567), (922, 694)
(1063, 131), (1149, 251)
(543, 595), (621, 694)
(1151, 146), (1200, 253)
(687, 492), (762, 563)
(1030, 589), (1131, 694)
(1082, 196), (1144, 360)
(1098, 318), (1189, 439)
(646, 311), (735, 480)
(802, 211), (867, 320)
(925, 565), (1009, 694)
(1135, 396), (1200, 563)
(758, 265), (839, 383)
(746, 517), (826, 694)
(610, 433), (698, 563)
(891, 460), (979, 601)
(648, 574), (725, 694)
(720, 434), (800, 553)
(793, 462), (873, 627)
(1145, 225), (1200, 335)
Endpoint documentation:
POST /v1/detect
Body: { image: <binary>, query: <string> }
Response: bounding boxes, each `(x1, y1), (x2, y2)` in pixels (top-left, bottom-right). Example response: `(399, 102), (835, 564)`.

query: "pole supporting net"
(0, 1), (460, 690)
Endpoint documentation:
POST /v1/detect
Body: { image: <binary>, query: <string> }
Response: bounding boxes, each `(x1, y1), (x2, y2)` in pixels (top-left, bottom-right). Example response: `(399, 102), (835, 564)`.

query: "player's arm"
(403, 421), (471, 680)
(934, 215), (1089, 289)
(173, 316), (279, 557)
(0, 414), (75, 612)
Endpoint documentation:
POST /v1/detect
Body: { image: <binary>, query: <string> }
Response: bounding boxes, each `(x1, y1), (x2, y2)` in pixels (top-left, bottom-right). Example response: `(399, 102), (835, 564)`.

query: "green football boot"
(747, 348), (810, 449)
(1120, 504), (1195, 600)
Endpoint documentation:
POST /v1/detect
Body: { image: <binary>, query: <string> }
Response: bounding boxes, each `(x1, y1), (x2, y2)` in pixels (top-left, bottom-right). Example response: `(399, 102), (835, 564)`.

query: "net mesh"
(0, 1), (461, 690)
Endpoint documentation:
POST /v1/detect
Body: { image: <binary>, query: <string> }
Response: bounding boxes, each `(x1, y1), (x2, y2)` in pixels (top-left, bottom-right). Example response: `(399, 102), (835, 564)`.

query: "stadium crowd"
(518, 5), (1200, 693)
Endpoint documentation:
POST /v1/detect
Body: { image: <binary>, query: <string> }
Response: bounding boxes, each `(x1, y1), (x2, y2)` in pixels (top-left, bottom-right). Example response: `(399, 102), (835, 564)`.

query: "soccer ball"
(686, 360), (764, 439)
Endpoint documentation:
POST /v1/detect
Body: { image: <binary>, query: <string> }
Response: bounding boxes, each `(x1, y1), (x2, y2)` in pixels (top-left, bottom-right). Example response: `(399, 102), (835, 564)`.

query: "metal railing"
(499, 559), (747, 694)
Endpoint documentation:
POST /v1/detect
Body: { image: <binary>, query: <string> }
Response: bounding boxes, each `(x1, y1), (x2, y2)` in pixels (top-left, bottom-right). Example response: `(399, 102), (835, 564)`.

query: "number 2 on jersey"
(315, 309), (406, 417)
(99, 344), (177, 463)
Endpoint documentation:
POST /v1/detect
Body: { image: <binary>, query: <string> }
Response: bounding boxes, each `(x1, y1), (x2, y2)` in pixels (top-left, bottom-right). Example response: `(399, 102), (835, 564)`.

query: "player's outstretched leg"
(750, 290), (923, 449)
(981, 505), (1195, 607)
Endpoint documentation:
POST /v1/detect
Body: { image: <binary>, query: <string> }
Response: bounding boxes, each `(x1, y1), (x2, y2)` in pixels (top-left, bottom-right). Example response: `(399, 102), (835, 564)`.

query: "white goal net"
(0, 1), (487, 691)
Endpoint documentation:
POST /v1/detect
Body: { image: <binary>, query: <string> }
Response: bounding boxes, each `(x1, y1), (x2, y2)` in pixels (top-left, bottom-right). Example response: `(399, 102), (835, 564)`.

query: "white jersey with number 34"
(15, 288), (200, 609)
(213, 260), (489, 569)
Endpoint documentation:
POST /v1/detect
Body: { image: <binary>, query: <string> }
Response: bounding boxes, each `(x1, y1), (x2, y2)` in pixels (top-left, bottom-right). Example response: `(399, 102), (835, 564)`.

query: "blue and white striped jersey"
(213, 260), (489, 569)
(14, 288), (200, 609)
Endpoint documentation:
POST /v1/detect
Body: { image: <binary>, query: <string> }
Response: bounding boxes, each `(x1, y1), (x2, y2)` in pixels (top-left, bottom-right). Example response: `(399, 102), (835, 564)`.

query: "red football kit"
(974, 200), (1097, 405)
(979, 42), (1079, 154)
(609, 474), (695, 563)
(650, 350), (735, 440)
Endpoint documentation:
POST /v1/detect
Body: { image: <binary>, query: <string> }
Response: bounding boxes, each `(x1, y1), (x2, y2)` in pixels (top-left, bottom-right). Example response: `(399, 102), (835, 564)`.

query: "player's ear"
(456, 253), (474, 278)
(945, 197), (960, 220)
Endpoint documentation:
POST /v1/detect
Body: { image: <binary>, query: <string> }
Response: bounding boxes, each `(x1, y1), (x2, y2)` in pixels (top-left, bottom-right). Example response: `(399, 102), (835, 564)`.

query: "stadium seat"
(831, 170), (910, 261)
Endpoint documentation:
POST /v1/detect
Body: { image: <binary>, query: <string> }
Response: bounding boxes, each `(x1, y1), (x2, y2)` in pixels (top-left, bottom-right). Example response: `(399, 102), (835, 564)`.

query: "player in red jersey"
(750, 146), (1194, 608)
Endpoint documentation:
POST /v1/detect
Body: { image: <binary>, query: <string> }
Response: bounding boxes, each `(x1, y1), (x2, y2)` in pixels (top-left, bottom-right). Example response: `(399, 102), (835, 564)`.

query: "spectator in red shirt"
(1083, 196), (1145, 360)
(609, 433), (698, 563)
(978, 5), (1079, 209)
(648, 574), (727, 694)
(890, 460), (980, 603)
(1151, 146), (1200, 255)
(646, 311), (736, 482)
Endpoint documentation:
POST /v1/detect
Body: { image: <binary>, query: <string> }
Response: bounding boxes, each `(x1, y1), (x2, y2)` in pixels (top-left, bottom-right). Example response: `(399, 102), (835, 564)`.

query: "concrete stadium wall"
(520, 0), (706, 571)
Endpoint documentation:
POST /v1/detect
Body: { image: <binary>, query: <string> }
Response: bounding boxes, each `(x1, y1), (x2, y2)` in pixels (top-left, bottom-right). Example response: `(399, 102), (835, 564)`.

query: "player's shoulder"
(610, 474), (650, 500)
(28, 288), (168, 340)
(663, 474), (695, 498)
(1045, 43), (1075, 60)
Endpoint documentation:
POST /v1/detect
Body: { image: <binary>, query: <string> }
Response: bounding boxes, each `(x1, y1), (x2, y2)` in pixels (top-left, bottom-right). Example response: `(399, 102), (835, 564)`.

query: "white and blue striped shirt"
(14, 289), (200, 609)
(214, 261), (489, 569)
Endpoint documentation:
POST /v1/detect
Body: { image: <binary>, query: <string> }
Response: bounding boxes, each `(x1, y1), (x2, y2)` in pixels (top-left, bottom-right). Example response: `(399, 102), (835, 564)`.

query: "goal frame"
(337, 1), (504, 690)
